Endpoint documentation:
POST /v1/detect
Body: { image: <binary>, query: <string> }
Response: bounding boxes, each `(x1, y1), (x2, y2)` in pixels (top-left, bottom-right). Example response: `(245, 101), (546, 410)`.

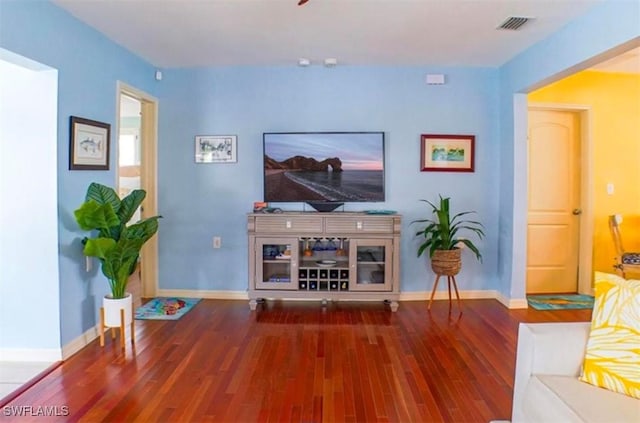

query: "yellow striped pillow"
(579, 272), (640, 399)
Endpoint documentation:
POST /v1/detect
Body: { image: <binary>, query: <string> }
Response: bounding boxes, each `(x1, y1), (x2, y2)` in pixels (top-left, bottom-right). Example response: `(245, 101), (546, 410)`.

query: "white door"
(527, 109), (581, 293)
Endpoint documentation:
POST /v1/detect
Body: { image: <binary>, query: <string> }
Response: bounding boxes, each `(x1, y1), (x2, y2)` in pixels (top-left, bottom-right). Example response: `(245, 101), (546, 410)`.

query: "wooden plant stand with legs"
(99, 301), (135, 349)
(428, 273), (461, 310)
(428, 249), (462, 310)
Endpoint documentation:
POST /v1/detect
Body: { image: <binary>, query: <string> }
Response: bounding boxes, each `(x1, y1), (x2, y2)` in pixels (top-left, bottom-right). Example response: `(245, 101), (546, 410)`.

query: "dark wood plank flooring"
(1, 299), (591, 422)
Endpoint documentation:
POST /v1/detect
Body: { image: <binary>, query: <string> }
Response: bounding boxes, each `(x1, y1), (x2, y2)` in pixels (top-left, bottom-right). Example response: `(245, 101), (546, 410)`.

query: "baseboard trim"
(399, 290), (499, 301)
(0, 348), (62, 362)
(157, 289), (249, 300)
(62, 325), (101, 360)
(496, 292), (528, 309)
(508, 298), (528, 309)
(155, 289), (527, 308)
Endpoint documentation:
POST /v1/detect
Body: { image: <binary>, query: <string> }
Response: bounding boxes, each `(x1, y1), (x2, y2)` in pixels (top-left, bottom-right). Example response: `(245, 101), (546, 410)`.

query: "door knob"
(572, 208), (582, 215)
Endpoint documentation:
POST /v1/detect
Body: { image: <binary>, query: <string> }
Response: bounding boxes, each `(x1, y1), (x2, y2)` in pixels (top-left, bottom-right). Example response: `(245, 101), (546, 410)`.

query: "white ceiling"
(52, 0), (615, 68)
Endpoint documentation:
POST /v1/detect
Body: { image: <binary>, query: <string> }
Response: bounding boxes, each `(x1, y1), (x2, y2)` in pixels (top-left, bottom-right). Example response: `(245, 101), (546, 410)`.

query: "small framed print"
(195, 135), (237, 163)
(420, 134), (475, 172)
(69, 116), (111, 170)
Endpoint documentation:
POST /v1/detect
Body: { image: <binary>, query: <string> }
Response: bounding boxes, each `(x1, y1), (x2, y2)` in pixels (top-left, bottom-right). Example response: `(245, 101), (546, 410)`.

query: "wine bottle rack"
(298, 267), (349, 291)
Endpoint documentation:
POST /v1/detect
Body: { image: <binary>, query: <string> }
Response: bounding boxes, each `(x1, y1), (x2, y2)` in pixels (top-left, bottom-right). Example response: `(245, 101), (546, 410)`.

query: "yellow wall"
(529, 71), (640, 275)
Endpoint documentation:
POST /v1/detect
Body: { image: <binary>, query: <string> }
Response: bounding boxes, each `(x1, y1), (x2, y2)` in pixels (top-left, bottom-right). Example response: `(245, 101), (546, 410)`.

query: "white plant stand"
(99, 294), (135, 349)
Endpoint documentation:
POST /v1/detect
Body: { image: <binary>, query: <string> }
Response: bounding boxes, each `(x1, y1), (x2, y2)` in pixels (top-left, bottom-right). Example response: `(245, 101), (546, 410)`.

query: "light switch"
(607, 183), (614, 195)
(356, 221), (363, 230)
(286, 220), (292, 229)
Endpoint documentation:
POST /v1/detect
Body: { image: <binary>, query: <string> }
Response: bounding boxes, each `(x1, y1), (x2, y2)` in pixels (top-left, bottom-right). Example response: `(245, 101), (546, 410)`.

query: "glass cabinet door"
(255, 238), (298, 290)
(349, 239), (393, 291)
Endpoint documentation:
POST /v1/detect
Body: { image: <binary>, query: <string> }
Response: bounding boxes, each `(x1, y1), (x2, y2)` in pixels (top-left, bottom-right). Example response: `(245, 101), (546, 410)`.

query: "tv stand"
(306, 202), (344, 212)
(247, 211), (401, 311)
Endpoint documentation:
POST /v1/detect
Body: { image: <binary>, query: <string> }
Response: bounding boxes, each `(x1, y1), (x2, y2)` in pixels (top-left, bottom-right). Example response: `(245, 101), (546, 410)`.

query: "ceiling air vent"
(497, 16), (532, 30)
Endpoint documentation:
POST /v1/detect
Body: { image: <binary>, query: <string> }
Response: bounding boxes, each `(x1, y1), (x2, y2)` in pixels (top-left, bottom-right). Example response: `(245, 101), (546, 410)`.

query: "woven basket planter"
(431, 249), (462, 276)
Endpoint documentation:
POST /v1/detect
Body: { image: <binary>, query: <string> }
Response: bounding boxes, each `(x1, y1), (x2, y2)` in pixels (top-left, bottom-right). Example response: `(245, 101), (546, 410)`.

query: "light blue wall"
(0, 0), (159, 346)
(157, 66), (501, 293)
(497, 0), (640, 300)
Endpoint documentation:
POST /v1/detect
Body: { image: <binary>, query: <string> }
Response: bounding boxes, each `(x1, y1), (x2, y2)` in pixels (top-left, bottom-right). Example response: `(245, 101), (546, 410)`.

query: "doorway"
(118, 94), (142, 218)
(0, 50), (60, 400)
(527, 105), (593, 294)
(116, 82), (159, 301)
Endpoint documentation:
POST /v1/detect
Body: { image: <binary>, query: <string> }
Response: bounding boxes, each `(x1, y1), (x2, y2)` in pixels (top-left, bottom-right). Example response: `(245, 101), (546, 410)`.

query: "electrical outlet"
(213, 236), (221, 249)
(607, 183), (614, 195)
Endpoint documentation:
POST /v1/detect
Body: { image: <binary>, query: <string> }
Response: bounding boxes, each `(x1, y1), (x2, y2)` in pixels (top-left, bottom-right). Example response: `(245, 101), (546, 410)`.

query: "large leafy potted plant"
(74, 182), (161, 336)
(413, 195), (484, 276)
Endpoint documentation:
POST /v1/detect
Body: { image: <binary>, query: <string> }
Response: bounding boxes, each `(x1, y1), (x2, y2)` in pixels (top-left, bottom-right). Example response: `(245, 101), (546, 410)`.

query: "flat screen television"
(263, 132), (385, 211)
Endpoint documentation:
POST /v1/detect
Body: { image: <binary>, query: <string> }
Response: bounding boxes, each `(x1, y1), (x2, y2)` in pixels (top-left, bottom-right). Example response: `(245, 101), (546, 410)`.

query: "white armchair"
(512, 322), (639, 422)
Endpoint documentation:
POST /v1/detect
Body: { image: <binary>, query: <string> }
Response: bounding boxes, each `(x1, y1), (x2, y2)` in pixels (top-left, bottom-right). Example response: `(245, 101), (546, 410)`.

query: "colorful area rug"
(135, 297), (201, 320)
(527, 294), (594, 310)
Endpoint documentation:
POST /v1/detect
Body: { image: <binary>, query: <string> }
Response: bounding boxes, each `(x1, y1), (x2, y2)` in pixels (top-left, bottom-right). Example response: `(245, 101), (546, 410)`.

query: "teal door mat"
(527, 294), (594, 310)
(135, 297), (201, 320)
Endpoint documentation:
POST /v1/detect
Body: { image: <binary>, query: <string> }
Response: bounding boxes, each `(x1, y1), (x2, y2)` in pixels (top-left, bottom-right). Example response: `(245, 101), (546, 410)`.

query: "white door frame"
(528, 102), (594, 295)
(116, 81), (159, 298)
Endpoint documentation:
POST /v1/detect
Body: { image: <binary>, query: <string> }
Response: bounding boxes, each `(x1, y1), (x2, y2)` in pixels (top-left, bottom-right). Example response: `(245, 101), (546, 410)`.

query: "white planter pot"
(103, 293), (133, 330)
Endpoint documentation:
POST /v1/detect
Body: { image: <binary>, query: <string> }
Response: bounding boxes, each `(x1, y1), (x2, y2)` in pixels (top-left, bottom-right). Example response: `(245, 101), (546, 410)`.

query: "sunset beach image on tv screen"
(263, 132), (385, 203)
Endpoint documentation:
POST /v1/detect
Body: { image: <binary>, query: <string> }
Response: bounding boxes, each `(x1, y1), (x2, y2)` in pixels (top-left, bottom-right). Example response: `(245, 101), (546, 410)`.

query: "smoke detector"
(324, 58), (338, 68)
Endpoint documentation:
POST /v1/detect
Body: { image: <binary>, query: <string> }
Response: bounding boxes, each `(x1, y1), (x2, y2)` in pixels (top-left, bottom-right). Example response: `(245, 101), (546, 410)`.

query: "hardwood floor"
(1, 299), (591, 422)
